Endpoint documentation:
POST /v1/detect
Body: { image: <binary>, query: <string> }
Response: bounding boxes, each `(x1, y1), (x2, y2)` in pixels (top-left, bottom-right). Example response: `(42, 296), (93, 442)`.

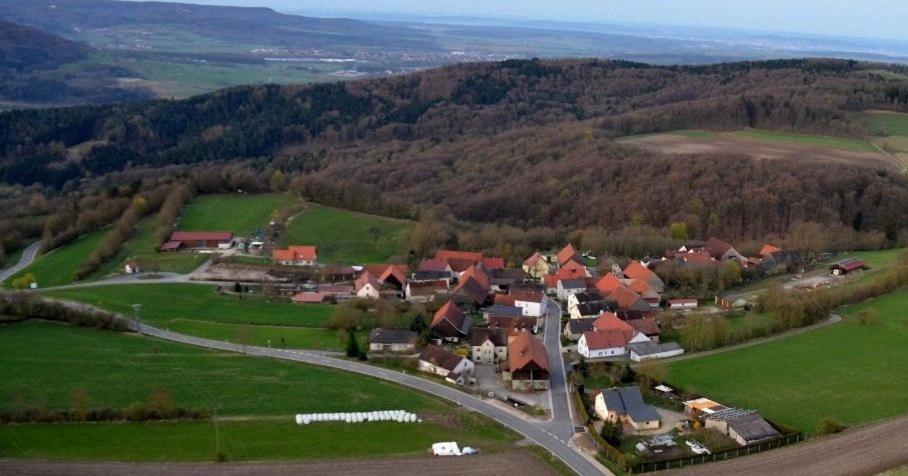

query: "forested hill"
(0, 20), (87, 72)
(1, 58), (907, 240)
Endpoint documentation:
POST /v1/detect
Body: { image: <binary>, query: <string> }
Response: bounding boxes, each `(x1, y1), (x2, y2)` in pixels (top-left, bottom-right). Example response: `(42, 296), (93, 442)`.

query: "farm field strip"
(177, 194), (288, 236)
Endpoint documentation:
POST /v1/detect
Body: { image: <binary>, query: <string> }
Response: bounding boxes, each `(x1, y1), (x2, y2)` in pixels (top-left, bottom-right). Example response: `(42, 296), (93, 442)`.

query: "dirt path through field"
(0, 449), (556, 476)
(661, 414), (908, 476)
(620, 133), (898, 171)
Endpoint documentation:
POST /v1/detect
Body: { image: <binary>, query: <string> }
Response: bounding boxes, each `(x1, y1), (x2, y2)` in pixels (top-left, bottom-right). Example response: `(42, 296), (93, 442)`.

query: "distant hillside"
(0, 0), (437, 51)
(0, 20), (151, 105)
(0, 20), (87, 72)
(1, 58), (906, 242)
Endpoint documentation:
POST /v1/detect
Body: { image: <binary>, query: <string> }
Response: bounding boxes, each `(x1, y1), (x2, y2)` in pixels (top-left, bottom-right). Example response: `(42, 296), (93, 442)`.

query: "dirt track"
(620, 133), (899, 171)
(0, 450), (556, 476)
(663, 414), (908, 476)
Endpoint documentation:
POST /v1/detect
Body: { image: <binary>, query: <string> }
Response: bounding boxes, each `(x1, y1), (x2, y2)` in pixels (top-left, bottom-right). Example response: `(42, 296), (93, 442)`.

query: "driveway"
(539, 299), (576, 440)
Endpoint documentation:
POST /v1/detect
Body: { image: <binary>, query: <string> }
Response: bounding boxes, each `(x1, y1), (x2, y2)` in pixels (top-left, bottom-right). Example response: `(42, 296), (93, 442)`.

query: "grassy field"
(4, 229), (108, 289)
(0, 321), (516, 461)
(44, 283), (341, 350)
(88, 219), (206, 279)
(280, 205), (413, 264)
(730, 129), (878, 153)
(861, 111), (908, 138)
(178, 194), (288, 236)
(667, 287), (908, 433)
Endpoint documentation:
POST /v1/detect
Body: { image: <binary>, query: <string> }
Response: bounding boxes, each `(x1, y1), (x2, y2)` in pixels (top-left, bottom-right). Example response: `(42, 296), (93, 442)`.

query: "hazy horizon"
(131, 0), (908, 42)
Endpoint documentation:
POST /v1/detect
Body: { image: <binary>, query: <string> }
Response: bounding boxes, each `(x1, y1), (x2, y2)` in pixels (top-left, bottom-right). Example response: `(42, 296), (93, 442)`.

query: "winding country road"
(0, 240), (41, 283)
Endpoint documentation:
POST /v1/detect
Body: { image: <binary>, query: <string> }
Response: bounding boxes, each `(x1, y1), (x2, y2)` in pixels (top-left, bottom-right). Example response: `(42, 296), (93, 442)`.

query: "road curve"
(0, 240), (41, 283)
(128, 321), (609, 476)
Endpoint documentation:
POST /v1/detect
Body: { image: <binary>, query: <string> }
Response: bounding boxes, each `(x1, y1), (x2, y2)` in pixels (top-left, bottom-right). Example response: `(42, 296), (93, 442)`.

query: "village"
(137, 226), (870, 468)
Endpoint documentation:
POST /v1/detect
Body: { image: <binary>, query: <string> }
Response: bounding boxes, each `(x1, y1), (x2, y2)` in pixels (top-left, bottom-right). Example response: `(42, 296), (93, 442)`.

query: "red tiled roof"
(170, 231), (232, 242)
(418, 259), (451, 273)
(488, 315), (536, 331)
(160, 241), (182, 251)
(606, 285), (644, 310)
(596, 273), (621, 294)
(543, 274), (560, 289)
(460, 265), (491, 291)
(291, 292), (328, 303)
(272, 245), (317, 261)
(431, 301), (469, 336)
(582, 330), (632, 350)
(556, 244), (582, 266)
(523, 252), (544, 267)
(408, 279), (448, 296)
(703, 237), (735, 260)
(627, 278), (652, 295)
(626, 317), (660, 336)
(362, 264), (407, 285)
(436, 250), (484, 262)
(494, 294), (516, 306)
(510, 289), (544, 303)
(592, 312), (636, 342)
(481, 257), (506, 269)
(759, 244), (782, 257)
(453, 277), (489, 304)
(623, 261), (656, 283)
(355, 271), (381, 292)
(419, 345), (466, 372)
(508, 331), (549, 373)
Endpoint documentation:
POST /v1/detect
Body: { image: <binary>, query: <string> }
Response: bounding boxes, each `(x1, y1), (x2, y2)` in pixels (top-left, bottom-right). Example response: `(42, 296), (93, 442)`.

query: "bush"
(0, 292), (129, 331)
(815, 417), (846, 435)
(11, 273), (36, 290)
(600, 418), (623, 446)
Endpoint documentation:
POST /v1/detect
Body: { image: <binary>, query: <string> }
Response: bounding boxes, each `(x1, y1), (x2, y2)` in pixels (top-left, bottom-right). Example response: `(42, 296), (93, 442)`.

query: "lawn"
(0, 321), (517, 461)
(4, 229), (108, 289)
(666, 287), (908, 433)
(87, 218), (207, 279)
(860, 111), (908, 138)
(44, 283), (340, 350)
(730, 129), (877, 153)
(280, 205), (413, 264)
(178, 194), (288, 236)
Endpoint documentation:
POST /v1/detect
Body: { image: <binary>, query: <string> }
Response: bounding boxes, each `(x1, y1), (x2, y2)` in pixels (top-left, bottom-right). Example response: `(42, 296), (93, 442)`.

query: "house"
(362, 264), (408, 290)
(354, 271), (382, 299)
(124, 261), (140, 274)
(505, 331), (549, 390)
(469, 328), (508, 363)
(578, 313), (650, 358)
(628, 341), (684, 361)
(486, 267), (530, 291)
(484, 303), (525, 318)
(830, 258), (866, 275)
(272, 245), (317, 266)
(291, 292), (329, 304)
(482, 257), (506, 269)
(594, 387), (661, 430)
(570, 301), (614, 320)
(430, 301), (471, 342)
(705, 408), (781, 446)
(563, 317), (597, 340)
(369, 328), (418, 353)
(523, 252), (553, 279)
(436, 250), (484, 274)
(595, 273), (622, 295)
(451, 277), (490, 309)
(419, 258), (454, 276)
(623, 261), (665, 294)
(626, 317), (661, 342)
(702, 237), (745, 262)
(405, 279), (449, 303)
(668, 298), (698, 310)
(418, 345), (474, 384)
(556, 244), (584, 267)
(557, 278), (587, 300)
(164, 231), (233, 251)
(510, 290), (546, 317)
(488, 315), (538, 334)
(606, 285), (650, 311)
(567, 290), (604, 315)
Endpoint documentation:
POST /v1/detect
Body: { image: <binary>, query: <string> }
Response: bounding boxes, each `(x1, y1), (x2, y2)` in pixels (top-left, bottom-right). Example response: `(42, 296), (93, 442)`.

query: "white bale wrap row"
(295, 410), (421, 425)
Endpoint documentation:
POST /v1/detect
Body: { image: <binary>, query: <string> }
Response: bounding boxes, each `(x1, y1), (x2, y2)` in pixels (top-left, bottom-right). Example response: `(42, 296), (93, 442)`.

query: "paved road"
(0, 240), (41, 283)
(663, 414), (908, 476)
(540, 299), (575, 440)
(119, 319), (609, 476)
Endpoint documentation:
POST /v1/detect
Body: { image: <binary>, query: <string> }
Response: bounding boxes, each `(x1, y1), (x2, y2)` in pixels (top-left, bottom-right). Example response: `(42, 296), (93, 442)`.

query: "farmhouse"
(577, 313), (651, 359)
(702, 237), (745, 262)
(488, 315), (538, 333)
(362, 264), (408, 290)
(563, 317), (597, 340)
(272, 245), (317, 266)
(571, 301), (614, 320)
(435, 250), (484, 274)
(369, 328), (418, 353)
(418, 345), (474, 384)
(430, 301), (471, 342)
(623, 260), (665, 294)
(567, 290), (604, 314)
(509, 289), (546, 317)
(594, 387), (661, 430)
(830, 258), (866, 275)
(505, 331), (550, 391)
(704, 408), (781, 446)
(556, 243), (584, 267)
(606, 285), (650, 311)
(163, 231), (234, 251)
(759, 249), (804, 273)
(469, 327), (508, 363)
(625, 317), (661, 342)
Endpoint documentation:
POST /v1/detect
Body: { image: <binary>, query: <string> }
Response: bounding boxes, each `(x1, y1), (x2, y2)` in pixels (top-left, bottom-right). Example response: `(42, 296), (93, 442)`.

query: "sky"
(155, 0), (908, 41)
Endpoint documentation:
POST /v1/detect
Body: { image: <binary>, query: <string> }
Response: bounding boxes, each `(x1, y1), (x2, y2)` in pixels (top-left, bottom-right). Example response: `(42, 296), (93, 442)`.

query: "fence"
(630, 432), (803, 473)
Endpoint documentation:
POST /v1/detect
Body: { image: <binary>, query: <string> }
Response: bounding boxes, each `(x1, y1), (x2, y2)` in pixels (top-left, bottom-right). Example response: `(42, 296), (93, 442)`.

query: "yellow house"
(522, 252), (553, 279)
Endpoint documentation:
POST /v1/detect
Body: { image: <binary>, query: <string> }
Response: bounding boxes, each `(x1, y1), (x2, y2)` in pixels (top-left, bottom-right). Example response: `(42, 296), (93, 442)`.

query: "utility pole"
(132, 303), (142, 334)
